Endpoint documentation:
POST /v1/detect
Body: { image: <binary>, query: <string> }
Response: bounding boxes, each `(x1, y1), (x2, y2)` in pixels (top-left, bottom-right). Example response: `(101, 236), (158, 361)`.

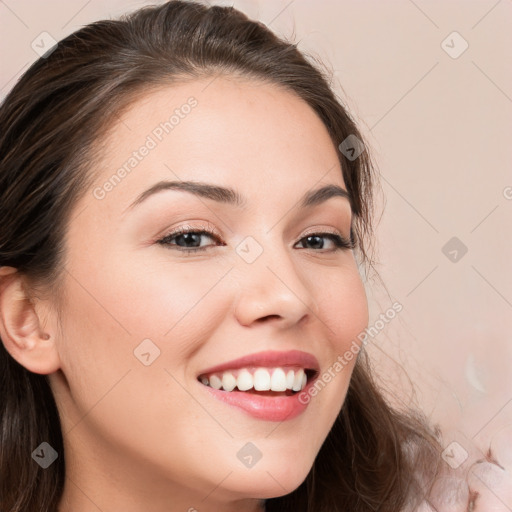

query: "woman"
(0, 1), (454, 511)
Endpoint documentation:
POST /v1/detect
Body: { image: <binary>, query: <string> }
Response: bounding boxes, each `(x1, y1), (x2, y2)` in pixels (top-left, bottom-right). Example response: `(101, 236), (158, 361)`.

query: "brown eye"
(295, 233), (355, 251)
(157, 228), (224, 253)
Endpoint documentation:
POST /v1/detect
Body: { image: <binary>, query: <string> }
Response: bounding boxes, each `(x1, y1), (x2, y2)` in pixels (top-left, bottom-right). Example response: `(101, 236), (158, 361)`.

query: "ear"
(0, 266), (61, 374)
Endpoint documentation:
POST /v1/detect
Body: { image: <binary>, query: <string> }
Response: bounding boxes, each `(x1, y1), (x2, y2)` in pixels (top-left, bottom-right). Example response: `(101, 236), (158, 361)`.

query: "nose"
(233, 245), (319, 329)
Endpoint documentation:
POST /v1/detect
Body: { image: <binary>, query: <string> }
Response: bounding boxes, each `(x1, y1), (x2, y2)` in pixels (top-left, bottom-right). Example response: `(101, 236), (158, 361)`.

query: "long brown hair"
(0, 2), (442, 510)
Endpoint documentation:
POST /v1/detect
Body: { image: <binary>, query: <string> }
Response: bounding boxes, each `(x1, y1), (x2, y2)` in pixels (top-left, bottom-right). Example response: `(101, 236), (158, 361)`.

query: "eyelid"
(157, 224), (351, 245)
(300, 226), (349, 239)
(156, 221), (222, 242)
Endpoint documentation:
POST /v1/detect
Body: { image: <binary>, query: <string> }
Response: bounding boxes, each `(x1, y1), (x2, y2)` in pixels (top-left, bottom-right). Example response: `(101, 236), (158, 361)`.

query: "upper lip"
(197, 350), (320, 377)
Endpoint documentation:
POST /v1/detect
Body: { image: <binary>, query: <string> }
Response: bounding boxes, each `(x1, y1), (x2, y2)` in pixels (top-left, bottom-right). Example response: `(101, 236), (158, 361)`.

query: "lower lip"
(199, 377), (317, 422)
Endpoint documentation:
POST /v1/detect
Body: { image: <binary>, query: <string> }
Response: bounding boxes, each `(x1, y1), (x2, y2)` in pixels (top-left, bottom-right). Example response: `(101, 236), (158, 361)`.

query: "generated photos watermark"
(298, 301), (403, 404)
(93, 96), (198, 200)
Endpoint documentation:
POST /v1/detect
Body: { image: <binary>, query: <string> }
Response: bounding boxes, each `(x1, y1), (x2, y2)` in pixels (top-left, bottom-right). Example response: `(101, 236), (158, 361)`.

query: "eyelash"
(156, 224), (356, 254)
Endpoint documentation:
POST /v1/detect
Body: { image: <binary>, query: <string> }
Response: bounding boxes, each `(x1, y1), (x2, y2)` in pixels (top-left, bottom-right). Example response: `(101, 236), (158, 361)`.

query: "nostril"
(257, 315), (281, 322)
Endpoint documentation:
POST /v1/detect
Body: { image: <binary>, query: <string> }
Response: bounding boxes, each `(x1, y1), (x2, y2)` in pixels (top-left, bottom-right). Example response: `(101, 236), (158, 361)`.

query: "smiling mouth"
(197, 367), (318, 395)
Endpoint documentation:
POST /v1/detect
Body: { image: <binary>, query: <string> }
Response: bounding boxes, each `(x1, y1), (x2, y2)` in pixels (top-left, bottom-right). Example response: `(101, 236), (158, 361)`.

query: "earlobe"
(0, 266), (61, 374)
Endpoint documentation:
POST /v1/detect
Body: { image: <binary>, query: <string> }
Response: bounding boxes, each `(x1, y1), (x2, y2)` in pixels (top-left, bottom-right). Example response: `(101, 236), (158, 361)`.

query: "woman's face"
(49, 76), (369, 511)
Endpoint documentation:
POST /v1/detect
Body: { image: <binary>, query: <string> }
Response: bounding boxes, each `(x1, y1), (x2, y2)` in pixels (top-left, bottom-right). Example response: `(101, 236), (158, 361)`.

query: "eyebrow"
(123, 180), (352, 214)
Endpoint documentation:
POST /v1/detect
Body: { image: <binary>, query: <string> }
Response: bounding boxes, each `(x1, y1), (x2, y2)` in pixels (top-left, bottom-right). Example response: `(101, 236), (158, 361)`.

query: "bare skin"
(0, 75), (369, 511)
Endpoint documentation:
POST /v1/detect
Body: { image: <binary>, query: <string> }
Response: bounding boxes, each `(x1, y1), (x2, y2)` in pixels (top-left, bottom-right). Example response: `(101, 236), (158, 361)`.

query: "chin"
(223, 461), (312, 500)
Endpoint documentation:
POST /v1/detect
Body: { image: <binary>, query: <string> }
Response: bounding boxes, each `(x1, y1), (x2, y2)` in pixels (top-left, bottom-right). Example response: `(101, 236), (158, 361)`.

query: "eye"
(156, 225), (356, 254)
(156, 224), (223, 253)
(294, 231), (355, 252)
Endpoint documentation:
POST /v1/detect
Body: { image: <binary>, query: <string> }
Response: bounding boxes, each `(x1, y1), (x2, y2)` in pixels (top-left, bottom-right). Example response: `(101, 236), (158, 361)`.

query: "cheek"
(54, 263), (225, 470)
(315, 265), (369, 350)
(103, 254), (233, 338)
(295, 264), (368, 433)
(55, 253), (236, 434)
(64, 248), (231, 353)
(318, 269), (367, 364)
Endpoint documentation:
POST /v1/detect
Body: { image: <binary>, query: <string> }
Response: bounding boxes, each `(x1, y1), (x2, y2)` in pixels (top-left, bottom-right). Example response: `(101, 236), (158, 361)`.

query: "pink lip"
(199, 373), (319, 422)
(197, 350), (320, 422)
(197, 350), (320, 376)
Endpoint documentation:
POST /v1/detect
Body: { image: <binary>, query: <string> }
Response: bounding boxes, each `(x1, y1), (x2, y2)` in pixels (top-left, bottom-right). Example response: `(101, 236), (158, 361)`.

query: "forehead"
(85, 75), (347, 219)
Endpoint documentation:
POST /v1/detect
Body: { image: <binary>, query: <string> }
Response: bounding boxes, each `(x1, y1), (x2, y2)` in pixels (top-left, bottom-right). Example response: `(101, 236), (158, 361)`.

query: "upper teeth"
(200, 367), (308, 392)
